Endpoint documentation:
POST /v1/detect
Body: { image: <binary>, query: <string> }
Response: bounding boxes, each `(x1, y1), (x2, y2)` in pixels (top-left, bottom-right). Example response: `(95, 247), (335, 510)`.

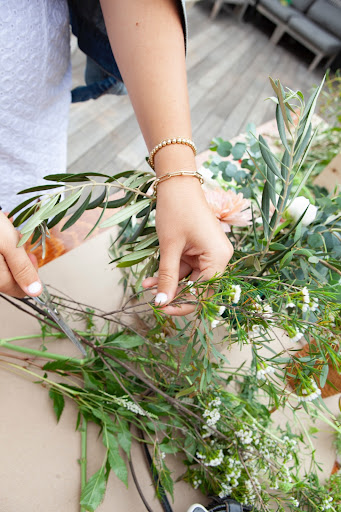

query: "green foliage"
(2, 76), (341, 511)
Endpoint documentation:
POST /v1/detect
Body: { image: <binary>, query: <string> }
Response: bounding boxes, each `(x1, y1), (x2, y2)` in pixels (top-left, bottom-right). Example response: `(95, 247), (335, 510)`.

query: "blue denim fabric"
(69, 0), (187, 103)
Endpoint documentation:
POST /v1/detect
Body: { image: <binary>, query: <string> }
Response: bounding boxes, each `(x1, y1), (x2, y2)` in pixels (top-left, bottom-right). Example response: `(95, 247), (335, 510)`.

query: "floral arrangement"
(2, 77), (341, 511)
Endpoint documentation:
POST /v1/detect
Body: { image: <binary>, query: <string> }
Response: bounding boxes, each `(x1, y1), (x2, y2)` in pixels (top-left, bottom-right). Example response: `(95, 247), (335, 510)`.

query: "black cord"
(129, 458), (154, 512)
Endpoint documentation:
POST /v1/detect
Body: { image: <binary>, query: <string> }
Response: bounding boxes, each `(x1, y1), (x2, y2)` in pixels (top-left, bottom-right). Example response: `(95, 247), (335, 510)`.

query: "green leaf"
(80, 468), (106, 512)
(100, 199), (151, 228)
(294, 123), (312, 163)
(270, 77), (292, 133)
(217, 140), (232, 157)
(49, 388), (65, 422)
(106, 192), (134, 209)
(105, 431), (128, 486)
(20, 195), (60, 234)
(308, 234), (324, 248)
(85, 189), (109, 239)
(261, 182), (270, 239)
(176, 385), (196, 399)
(18, 184), (64, 195)
(116, 247), (157, 267)
(107, 332), (145, 349)
(232, 142), (246, 160)
(87, 188), (107, 210)
(258, 135), (283, 181)
(8, 195), (40, 219)
(269, 243), (287, 251)
(133, 233), (159, 251)
(320, 363), (329, 388)
(276, 104), (289, 151)
(61, 191), (92, 231)
(117, 424), (132, 459)
(45, 188), (83, 219)
(308, 256), (320, 264)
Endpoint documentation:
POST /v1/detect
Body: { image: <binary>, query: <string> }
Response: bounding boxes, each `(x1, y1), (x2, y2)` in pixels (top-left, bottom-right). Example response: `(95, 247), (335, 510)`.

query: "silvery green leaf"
(299, 77), (325, 142)
(20, 195), (60, 234)
(261, 182), (270, 239)
(100, 199), (151, 228)
(116, 247), (157, 267)
(134, 233), (159, 251)
(293, 123), (312, 163)
(45, 188), (83, 218)
(258, 135), (284, 181)
(290, 162), (316, 202)
(276, 104), (289, 151)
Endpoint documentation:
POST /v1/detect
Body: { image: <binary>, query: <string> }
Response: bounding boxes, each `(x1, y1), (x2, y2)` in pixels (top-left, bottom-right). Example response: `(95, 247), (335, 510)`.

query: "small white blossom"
(291, 331), (304, 343)
(231, 284), (241, 304)
(218, 306), (226, 316)
(290, 497), (299, 507)
(286, 302), (296, 309)
(256, 365), (275, 380)
(211, 319), (220, 329)
(296, 378), (322, 403)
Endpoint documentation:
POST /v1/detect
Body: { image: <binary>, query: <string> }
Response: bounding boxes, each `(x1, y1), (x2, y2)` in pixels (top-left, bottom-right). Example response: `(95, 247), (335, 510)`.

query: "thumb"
(4, 245), (42, 297)
(155, 244), (182, 307)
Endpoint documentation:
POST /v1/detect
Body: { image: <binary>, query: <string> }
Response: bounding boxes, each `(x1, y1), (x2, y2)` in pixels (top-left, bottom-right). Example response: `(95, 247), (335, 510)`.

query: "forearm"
(99, 0), (196, 176)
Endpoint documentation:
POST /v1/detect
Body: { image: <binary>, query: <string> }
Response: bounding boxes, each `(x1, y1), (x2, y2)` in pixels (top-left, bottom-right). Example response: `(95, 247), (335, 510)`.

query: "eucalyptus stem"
(0, 340), (86, 365)
(80, 416), (88, 512)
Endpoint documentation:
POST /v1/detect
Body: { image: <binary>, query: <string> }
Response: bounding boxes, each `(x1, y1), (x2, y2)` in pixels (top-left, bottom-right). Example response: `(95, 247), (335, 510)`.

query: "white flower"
(290, 497), (299, 507)
(211, 319), (220, 329)
(286, 302), (296, 309)
(218, 306), (226, 316)
(290, 331), (304, 343)
(256, 365), (275, 380)
(302, 286), (310, 304)
(286, 196), (318, 226)
(231, 284), (241, 304)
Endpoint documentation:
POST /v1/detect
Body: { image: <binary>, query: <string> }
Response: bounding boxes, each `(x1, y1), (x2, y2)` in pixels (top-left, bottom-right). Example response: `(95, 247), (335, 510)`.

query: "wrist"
(153, 143), (197, 177)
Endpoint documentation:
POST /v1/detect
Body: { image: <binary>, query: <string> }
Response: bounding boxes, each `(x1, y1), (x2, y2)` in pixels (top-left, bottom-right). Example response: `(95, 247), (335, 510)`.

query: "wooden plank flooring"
(67, 2), (323, 174)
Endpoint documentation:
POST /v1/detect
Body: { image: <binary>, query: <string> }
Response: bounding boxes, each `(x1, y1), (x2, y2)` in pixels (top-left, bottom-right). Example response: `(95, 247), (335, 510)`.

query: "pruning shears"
(33, 282), (87, 356)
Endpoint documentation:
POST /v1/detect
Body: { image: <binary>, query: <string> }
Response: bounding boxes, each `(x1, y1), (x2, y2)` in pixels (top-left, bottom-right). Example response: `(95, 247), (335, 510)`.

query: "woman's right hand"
(0, 212), (42, 298)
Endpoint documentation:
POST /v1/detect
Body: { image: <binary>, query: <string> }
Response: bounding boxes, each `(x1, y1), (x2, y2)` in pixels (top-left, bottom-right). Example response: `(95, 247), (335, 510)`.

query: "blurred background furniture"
(209, 0), (341, 71)
(255, 0), (341, 70)
(210, 0), (251, 20)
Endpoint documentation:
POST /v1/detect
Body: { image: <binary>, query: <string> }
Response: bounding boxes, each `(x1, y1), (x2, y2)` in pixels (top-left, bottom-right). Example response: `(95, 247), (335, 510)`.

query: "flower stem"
(80, 416), (88, 512)
(0, 340), (86, 365)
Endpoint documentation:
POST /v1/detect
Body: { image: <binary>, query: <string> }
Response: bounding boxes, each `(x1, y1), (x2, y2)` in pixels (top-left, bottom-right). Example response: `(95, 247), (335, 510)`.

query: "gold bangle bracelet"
(153, 171), (204, 198)
(148, 137), (197, 170)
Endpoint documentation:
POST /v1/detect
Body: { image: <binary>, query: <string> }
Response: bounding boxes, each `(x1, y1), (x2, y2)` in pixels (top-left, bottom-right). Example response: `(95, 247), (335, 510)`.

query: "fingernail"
(155, 293), (168, 306)
(27, 281), (42, 295)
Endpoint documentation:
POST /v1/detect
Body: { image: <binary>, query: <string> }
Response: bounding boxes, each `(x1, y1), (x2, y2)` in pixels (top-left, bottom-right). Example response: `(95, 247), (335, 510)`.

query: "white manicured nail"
(155, 293), (168, 306)
(27, 281), (42, 295)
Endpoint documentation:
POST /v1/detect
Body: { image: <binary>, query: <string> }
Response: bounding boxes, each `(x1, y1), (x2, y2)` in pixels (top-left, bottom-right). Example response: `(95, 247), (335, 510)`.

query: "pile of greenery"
(1, 76), (340, 511)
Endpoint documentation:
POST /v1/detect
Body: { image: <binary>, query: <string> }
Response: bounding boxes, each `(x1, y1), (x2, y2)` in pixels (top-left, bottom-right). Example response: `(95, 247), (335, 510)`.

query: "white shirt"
(0, 0), (71, 212)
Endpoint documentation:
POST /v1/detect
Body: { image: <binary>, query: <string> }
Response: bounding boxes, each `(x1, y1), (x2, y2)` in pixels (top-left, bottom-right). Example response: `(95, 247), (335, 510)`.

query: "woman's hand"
(0, 212), (42, 298)
(142, 178), (233, 315)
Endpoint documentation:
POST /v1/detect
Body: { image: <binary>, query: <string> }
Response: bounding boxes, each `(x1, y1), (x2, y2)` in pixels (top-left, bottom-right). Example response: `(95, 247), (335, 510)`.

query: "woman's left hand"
(142, 177), (233, 316)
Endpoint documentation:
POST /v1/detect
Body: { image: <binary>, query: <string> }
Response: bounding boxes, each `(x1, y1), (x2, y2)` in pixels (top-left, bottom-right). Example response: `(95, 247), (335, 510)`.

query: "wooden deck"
(67, 1), (324, 174)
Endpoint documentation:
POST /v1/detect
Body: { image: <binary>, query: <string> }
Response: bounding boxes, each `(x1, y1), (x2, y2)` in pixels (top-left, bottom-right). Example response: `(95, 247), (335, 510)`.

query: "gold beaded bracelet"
(153, 170), (204, 198)
(148, 137), (197, 170)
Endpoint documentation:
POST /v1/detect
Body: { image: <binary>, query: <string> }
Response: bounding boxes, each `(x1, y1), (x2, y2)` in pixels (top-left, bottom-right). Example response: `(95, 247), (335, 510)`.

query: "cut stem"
(80, 416), (88, 512)
(0, 340), (86, 365)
